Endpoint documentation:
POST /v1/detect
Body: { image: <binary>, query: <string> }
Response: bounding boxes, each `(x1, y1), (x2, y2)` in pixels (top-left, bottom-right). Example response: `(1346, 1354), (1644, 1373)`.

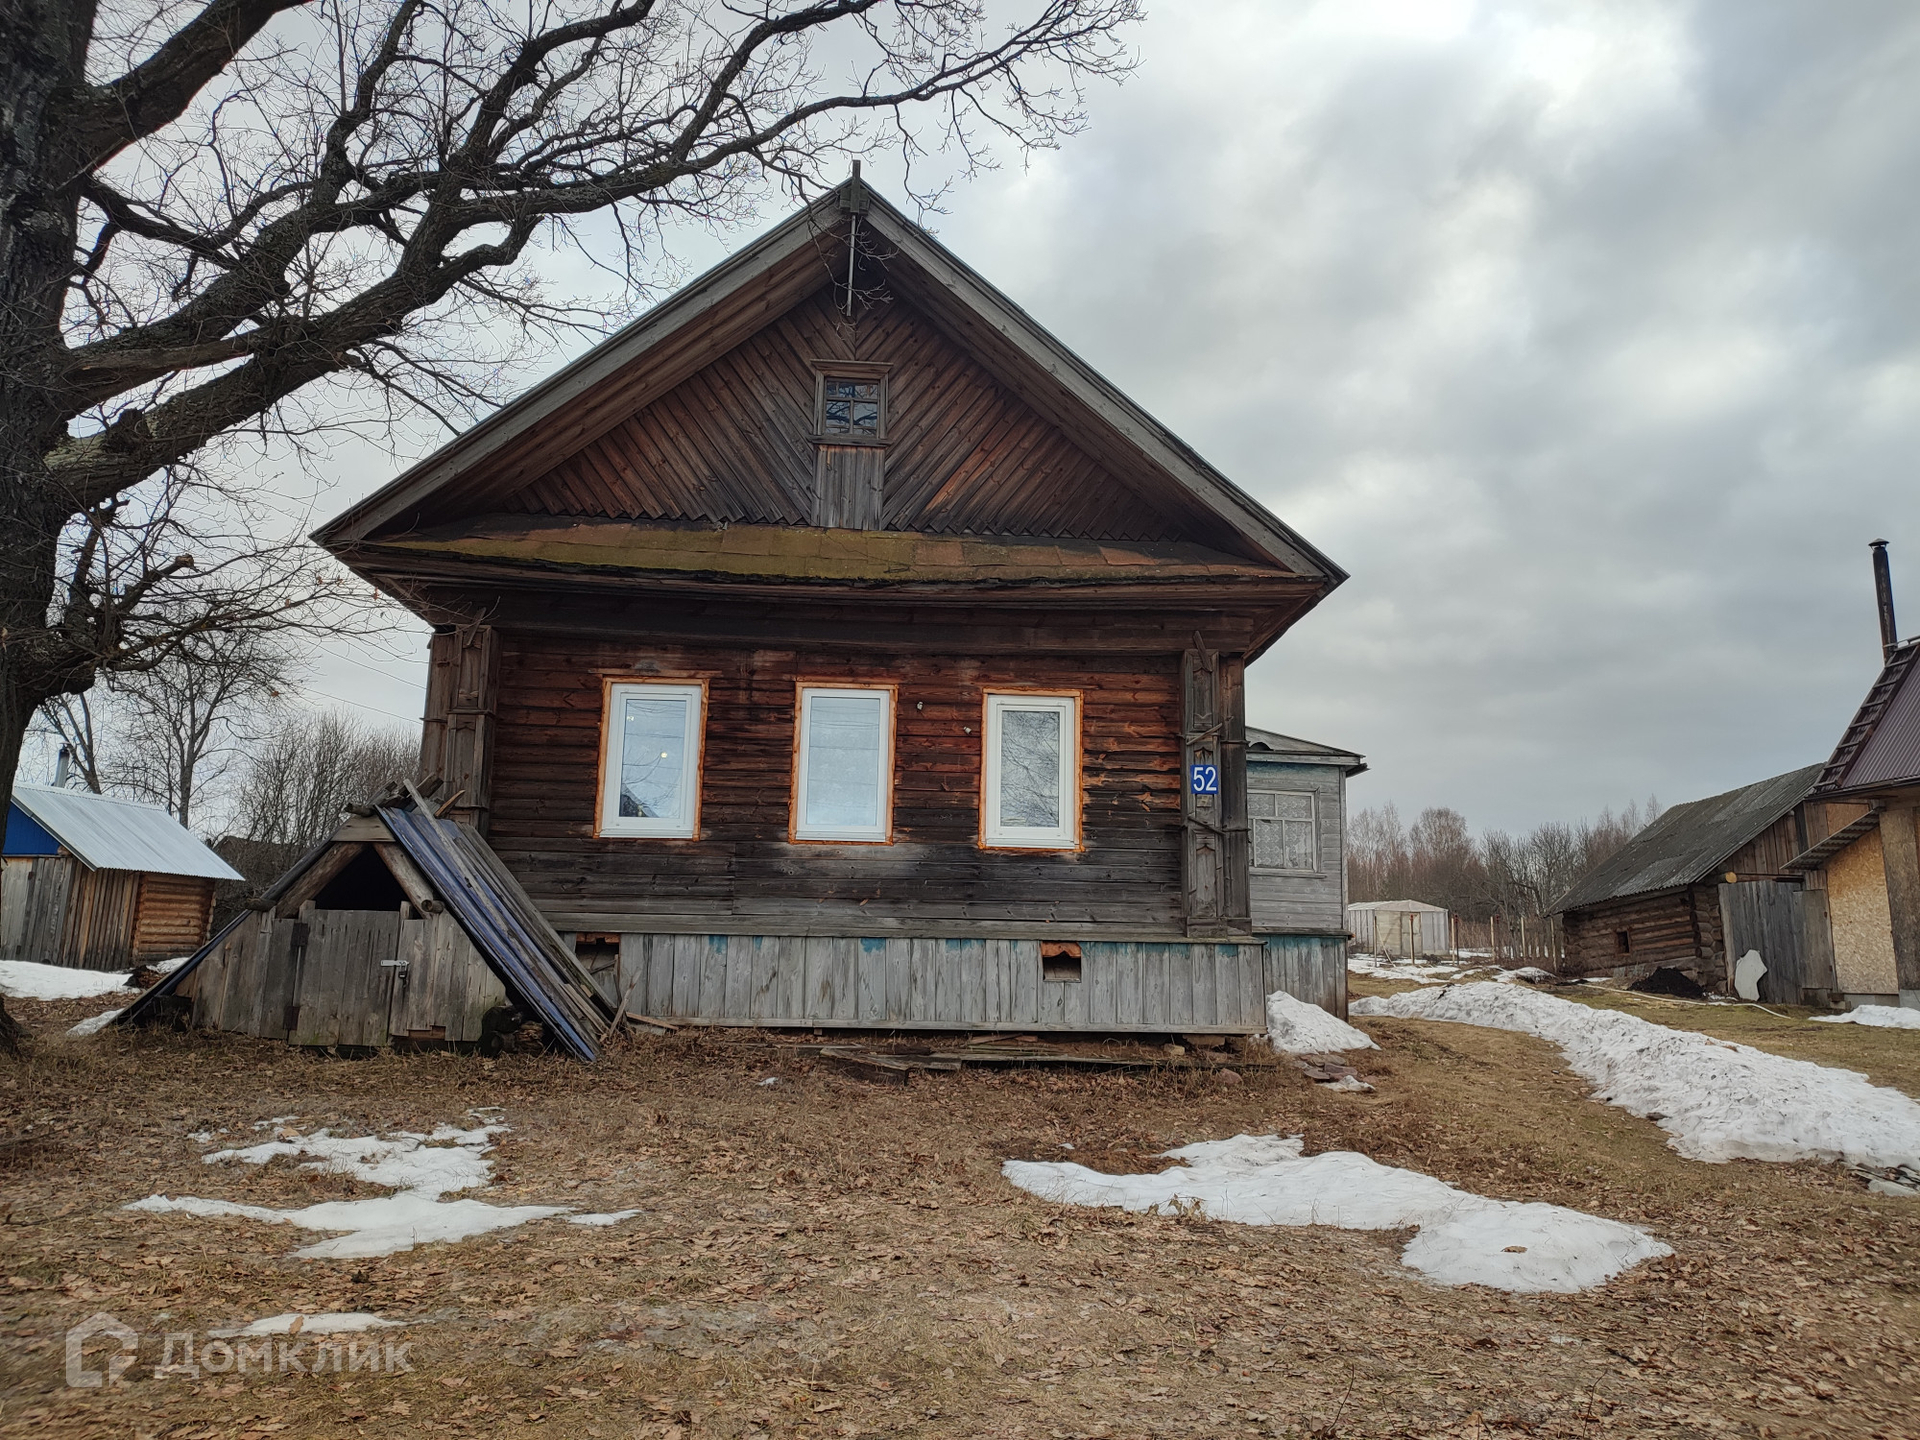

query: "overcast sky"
(256, 0), (1920, 835)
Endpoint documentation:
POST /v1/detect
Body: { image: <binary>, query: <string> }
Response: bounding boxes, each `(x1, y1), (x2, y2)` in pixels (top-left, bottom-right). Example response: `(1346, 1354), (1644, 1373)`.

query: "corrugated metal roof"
(1785, 806), (1881, 872)
(10, 785), (240, 880)
(1834, 651), (1920, 792)
(1347, 900), (1446, 913)
(1247, 727), (1367, 773)
(1554, 764), (1822, 913)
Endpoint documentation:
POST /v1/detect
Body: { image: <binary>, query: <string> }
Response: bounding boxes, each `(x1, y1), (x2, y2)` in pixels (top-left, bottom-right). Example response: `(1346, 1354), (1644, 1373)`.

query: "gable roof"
(314, 178), (1343, 586)
(118, 787), (608, 1059)
(1247, 726), (1368, 775)
(1554, 764), (1822, 913)
(1813, 638), (1920, 796)
(8, 785), (241, 880)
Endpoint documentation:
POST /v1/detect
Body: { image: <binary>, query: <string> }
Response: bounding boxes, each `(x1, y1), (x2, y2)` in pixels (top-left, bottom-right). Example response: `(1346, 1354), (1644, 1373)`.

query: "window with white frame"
(982, 693), (1078, 849)
(1250, 789), (1317, 871)
(793, 686), (894, 842)
(598, 682), (704, 838)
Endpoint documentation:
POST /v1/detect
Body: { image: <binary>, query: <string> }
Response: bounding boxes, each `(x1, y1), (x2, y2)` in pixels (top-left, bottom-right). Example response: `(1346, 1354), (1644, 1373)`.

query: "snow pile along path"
(126, 1124), (571, 1258)
(1266, 990), (1377, 1053)
(1347, 954), (1466, 984)
(1004, 1135), (1668, 1294)
(1352, 983), (1920, 1168)
(0, 959), (137, 1001)
(1814, 1006), (1920, 1031)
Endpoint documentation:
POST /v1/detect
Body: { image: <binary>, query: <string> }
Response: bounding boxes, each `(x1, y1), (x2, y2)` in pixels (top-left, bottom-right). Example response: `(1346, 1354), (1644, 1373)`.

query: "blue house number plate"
(1190, 764), (1220, 796)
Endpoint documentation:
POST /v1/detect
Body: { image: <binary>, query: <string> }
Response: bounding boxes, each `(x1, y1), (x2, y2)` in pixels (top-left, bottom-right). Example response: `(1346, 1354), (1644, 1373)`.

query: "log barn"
(312, 176), (1352, 1034)
(1552, 765), (1833, 998)
(2, 784), (240, 970)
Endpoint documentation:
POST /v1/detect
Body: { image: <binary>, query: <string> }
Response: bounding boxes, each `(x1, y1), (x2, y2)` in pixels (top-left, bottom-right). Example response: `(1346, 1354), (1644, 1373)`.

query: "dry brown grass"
(1, 979), (1918, 1440)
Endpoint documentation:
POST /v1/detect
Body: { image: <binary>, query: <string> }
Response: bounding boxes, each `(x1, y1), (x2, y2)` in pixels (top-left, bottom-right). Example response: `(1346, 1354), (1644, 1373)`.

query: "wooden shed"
(1346, 900), (1450, 959)
(121, 788), (610, 1058)
(1552, 765), (1844, 1000)
(1, 784), (240, 971)
(1247, 729), (1364, 942)
(309, 176), (1353, 1034)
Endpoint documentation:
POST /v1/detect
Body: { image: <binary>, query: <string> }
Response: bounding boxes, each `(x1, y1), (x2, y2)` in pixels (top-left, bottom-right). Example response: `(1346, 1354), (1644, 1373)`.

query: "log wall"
(487, 635), (1190, 936)
(1560, 886), (1725, 986)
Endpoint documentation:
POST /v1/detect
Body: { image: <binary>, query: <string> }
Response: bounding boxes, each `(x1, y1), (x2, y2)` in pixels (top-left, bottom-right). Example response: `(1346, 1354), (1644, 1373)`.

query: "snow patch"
(568, 1209), (642, 1226)
(1003, 1135), (1668, 1293)
(0, 959), (137, 1000)
(1347, 954), (1466, 984)
(67, 1007), (122, 1036)
(1814, 1006), (1920, 1030)
(209, 1313), (401, 1337)
(1352, 983), (1920, 1168)
(1265, 990), (1376, 1054)
(125, 1123), (570, 1258)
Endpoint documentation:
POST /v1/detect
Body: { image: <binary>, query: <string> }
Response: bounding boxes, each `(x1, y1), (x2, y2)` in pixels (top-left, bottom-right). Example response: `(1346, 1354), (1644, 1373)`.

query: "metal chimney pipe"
(1872, 539), (1898, 662)
(53, 744), (71, 788)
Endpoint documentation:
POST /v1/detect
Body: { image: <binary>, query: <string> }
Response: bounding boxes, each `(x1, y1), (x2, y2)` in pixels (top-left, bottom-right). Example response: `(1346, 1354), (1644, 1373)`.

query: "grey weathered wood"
(1720, 881), (1807, 1004)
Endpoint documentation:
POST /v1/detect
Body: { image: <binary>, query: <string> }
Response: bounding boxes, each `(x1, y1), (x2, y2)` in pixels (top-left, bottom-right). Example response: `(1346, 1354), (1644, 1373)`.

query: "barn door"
(1718, 882), (1806, 1004)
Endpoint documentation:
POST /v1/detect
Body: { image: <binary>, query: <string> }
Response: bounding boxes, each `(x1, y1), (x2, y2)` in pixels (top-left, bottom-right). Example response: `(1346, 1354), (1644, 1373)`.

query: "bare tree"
(232, 708), (413, 851)
(0, 0), (1141, 831)
(105, 629), (292, 828)
(36, 691), (108, 791)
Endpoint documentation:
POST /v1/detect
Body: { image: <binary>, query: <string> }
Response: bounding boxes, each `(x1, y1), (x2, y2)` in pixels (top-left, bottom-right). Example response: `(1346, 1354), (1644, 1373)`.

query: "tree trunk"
(0, 996), (24, 1057)
(1, 0), (98, 826)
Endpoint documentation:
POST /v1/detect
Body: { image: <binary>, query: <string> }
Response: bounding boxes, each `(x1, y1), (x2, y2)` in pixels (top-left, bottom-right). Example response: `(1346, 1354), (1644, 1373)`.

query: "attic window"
(1616, 929), (1632, 954)
(814, 367), (887, 441)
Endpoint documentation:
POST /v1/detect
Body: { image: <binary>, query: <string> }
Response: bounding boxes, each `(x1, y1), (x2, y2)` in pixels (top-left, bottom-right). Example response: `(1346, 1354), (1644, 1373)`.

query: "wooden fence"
(1446, 913), (1566, 967)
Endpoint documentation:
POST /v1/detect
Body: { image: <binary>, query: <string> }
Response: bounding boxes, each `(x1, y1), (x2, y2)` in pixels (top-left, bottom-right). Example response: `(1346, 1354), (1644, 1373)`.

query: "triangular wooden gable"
(506, 288), (1182, 543)
(317, 181), (1344, 584)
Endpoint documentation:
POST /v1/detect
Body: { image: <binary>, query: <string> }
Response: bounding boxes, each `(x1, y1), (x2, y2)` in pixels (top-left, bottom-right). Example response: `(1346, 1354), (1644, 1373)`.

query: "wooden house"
(121, 788), (609, 1057)
(1346, 900), (1450, 959)
(1789, 628), (1920, 1009)
(1, 784), (241, 970)
(1552, 765), (1841, 1000)
(310, 177), (1351, 1034)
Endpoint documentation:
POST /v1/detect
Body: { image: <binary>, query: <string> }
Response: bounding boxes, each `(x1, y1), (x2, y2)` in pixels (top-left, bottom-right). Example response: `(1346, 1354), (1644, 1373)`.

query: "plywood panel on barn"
(1827, 829), (1899, 997)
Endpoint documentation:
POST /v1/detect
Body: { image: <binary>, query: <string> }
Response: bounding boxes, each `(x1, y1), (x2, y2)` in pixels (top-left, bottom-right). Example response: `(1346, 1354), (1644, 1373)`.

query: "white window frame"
(597, 681), (705, 839)
(981, 692), (1080, 850)
(1250, 787), (1318, 873)
(791, 685), (895, 843)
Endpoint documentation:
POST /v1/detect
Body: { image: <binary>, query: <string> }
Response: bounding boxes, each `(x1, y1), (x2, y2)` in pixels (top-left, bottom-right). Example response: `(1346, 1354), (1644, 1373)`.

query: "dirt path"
(2, 985), (1917, 1439)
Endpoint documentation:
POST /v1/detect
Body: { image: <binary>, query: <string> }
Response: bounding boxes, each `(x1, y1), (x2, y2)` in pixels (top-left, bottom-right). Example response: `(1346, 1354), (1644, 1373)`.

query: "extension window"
(792, 685), (895, 842)
(981, 693), (1080, 849)
(597, 681), (705, 839)
(1250, 789), (1317, 871)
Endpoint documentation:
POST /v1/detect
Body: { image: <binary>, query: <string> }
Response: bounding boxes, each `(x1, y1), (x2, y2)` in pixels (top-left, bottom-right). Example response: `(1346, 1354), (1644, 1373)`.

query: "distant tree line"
(1348, 798), (1661, 923)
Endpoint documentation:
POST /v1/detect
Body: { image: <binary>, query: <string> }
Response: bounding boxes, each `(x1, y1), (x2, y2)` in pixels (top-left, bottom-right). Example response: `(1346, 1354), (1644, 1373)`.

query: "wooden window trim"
(978, 690), (1083, 852)
(1249, 785), (1319, 874)
(809, 359), (892, 446)
(790, 681), (898, 844)
(595, 677), (708, 840)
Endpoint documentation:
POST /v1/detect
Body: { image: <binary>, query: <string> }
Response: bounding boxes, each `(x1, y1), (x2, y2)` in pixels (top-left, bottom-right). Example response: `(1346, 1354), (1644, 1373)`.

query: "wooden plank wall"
(504, 288), (1183, 544)
(58, 868), (140, 970)
(131, 874), (215, 963)
(609, 931), (1344, 1032)
(189, 908), (504, 1047)
(419, 624), (499, 832)
(490, 638), (1187, 935)
(1247, 759), (1347, 935)
(1718, 881), (1807, 1004)
(0, 857), (75, 965)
